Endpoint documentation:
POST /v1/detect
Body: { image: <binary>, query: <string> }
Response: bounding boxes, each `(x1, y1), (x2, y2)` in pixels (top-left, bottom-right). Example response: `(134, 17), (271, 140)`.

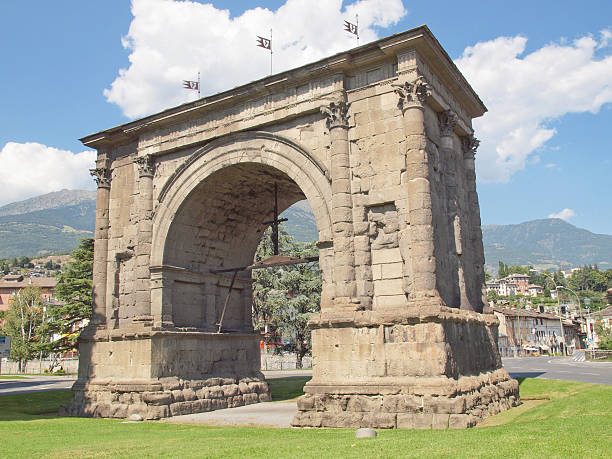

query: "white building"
(492, 306), (582, 357)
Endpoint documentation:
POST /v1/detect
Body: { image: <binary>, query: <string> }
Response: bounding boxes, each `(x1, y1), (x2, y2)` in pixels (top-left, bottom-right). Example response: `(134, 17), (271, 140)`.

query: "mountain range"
(1, 190), (611, 272)
(0, 190), (96, 258)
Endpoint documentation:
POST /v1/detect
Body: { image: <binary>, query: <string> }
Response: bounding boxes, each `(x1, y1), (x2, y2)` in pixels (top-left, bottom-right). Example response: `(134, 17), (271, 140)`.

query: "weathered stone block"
(346, 395), (382, 412)
(142, 391), (172, 406)
(382, 395), (421, 413)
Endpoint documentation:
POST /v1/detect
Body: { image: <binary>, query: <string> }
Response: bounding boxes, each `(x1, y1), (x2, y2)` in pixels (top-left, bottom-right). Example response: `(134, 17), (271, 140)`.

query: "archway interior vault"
(163, 162), (309, 331)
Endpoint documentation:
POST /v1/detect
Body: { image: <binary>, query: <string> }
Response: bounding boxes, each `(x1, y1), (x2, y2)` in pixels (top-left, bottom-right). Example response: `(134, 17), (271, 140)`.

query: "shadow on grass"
(511, 372), (545, 383)
(266, 376), (311, 401)
(0, 389), (72, 421)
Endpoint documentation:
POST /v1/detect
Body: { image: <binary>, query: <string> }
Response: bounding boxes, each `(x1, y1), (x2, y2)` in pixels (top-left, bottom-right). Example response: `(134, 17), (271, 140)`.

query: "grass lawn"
(0, 375), (30, 379)
(0, 377), (610, 458)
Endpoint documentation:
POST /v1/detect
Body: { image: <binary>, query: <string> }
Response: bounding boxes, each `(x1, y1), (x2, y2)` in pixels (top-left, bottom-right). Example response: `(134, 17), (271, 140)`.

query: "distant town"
(485, 263), (612, 356)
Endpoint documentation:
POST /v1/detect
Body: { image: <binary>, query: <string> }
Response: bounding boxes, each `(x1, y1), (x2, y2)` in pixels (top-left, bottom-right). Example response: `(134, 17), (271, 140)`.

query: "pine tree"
(252, 224), (321, 368)
(47, 238), (93, 353)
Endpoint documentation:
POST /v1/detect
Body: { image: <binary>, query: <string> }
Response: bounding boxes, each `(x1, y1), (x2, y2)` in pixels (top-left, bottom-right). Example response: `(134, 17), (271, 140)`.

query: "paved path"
(0, 375), (76, 395)
(165, 401), (298, 427)
(502, 356), (612, 385)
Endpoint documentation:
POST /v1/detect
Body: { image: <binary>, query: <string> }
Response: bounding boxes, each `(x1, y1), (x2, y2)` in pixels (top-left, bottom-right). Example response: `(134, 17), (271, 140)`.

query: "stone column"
(439, 110), (469, 309)
(395, 76), (443, 306)
(321, 99), (358, 309)
(89, 163), (111, 326)
(150, 268), (174, 329)
(462, 134), (486, 312)
(133, 155), (155, 325)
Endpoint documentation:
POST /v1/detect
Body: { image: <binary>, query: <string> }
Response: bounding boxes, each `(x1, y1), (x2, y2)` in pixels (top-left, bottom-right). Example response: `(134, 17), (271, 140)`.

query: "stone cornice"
(308, 305), (500, 329)
(80, 25), (486, 150)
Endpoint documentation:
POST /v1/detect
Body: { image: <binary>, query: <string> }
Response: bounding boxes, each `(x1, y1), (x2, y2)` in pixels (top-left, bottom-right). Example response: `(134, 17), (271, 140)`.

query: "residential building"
(492, 306), (583, 357)
(506, 273), (530, 295)
(585, 305), (612, 349)
(0, 275), (57, 311)
(526, 284), (543, 297)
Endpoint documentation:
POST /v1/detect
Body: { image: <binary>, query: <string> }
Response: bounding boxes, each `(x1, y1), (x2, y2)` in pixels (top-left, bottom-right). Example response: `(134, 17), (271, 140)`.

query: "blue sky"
(1, 1), (610, 235)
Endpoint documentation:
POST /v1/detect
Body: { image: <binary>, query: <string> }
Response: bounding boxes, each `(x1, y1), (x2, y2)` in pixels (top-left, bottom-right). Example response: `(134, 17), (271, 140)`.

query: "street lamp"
(556, 285), (582, 319)
(550, 286), (568, 356)
(557, 285), (587, 352)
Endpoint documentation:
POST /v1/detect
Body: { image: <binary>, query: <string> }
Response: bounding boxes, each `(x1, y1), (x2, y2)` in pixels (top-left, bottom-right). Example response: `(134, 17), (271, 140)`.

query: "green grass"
(267, 376), (310, 401)
(0, 375), (30, 379)
(0, 378), (610, 458)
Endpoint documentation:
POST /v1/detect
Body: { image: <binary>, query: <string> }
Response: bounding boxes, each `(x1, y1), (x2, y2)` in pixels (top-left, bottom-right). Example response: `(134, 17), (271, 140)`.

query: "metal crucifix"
(211, 182), (317, 333)
(263, 183), (287, 255)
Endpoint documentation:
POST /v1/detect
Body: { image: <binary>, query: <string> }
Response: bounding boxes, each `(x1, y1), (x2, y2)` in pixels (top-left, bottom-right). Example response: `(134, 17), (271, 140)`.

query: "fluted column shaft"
(462, 135), (486, 312)
(133, 155), (155, 324)
(90, 164), (111, 326)
(439, 110), (469, 309)
(321, 100), (358, 309)
(396, 77), (443, 306)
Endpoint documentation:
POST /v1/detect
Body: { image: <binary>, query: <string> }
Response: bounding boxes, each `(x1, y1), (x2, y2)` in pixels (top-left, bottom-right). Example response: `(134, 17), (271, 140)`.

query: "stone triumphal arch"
(63, 26), (519, 428)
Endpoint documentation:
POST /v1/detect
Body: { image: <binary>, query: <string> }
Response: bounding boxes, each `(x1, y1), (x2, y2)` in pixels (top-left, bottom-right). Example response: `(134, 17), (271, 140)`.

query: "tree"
(252, 225), (321, 368)
(1, 286), (45, 372)
(46, 239), (93, 353)
(498, 261), (507, 278)
(595, 316), (612, 351)
(252, 225), (295, 331)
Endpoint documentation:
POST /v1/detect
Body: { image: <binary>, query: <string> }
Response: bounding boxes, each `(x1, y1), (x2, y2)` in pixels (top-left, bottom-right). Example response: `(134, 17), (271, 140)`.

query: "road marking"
(582, 372), (600, 376)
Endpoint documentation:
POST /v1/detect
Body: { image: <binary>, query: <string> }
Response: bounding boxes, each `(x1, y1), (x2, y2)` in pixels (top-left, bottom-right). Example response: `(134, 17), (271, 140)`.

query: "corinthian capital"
(90, 167), (111, 189)
(135, 154), (155, 177)
(439, 110), (458, 137)
(393, 75), (431, 111)
(461, 134), (480, 159)
(321, 100), (350, 130)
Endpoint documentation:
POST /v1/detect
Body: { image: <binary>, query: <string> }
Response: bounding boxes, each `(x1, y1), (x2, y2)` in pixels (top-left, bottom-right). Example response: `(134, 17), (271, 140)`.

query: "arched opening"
(147, 132), (333, 384)
(163, 162), (311, 332)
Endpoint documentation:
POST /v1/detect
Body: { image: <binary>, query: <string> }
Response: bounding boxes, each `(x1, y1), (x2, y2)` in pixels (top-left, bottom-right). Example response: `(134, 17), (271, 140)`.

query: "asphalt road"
(502, 356), (612, 385)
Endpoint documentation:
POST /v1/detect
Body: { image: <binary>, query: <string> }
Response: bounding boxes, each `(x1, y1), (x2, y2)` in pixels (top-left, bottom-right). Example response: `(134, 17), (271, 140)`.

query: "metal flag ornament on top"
(256, 36), (271, 50)
(182, 72), (201, 97)
(256, 30), (273, 74)
(344, 15), (359, 45)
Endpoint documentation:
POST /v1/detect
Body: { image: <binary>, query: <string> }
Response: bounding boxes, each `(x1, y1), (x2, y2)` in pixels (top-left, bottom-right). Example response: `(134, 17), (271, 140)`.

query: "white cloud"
(598, 29), (612, 49)
(548, 208), (576, 221)
(455, 32), (612, 183)
(0, 142), (96, 207)
(104, 0), (407, 118)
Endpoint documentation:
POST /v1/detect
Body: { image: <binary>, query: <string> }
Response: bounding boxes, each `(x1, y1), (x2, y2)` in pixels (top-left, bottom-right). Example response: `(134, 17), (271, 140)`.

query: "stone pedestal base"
(61, 376), (270, 420)
(292, 369), (518, 429)
(292, 306), (520, 429)
(62, 329), (269, 419)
